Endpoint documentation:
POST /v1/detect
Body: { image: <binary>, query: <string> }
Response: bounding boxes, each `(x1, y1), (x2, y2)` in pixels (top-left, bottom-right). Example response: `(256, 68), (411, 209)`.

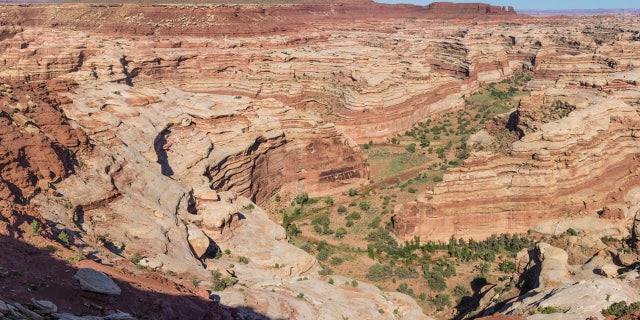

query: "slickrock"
(499, 277), (640, 320)
(0, 2), (638, 319)
(0, 80), (88, 203)
(502, 243), (640, 319)
(23, 70), (418, 318)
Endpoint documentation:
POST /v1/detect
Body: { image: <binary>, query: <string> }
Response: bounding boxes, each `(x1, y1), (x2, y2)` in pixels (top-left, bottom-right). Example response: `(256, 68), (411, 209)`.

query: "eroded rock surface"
(0, 2), (639, 320)
(393, 18), (640, 241)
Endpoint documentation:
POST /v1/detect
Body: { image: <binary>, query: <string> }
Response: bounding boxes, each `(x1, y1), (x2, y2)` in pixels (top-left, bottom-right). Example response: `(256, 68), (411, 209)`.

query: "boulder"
(0, 300), (9, 313)
(186, 223), (211, 259)
(73, 268), (122, 295)
(31, 299), (57, 314)
(566, 234), (606, 265)
(600, 264), (620, 278)
(537, 242), (572, 288)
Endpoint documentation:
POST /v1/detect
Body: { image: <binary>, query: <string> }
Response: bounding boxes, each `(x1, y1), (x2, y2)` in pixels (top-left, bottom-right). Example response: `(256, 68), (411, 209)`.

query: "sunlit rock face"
(393, 16), (640, 242)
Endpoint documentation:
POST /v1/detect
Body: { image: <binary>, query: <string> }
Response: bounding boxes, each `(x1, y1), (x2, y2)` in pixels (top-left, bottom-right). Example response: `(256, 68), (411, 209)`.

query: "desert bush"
(335, 228), (347, 239)
(366, 264), (393, 282)
(431, 294), (451, 311)
(30, 220), (42, 234)
(602, 301), (640, 317)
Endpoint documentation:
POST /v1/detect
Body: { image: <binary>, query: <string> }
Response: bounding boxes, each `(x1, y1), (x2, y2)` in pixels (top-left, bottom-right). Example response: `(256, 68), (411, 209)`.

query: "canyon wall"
(1, 3), (639, 318)
(0, 6), (535, 145)
(393, 17), (640, 242)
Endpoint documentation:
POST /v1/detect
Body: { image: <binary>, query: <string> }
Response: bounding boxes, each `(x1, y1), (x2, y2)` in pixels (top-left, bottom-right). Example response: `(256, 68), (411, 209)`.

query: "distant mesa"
(425, 2), (517, 15)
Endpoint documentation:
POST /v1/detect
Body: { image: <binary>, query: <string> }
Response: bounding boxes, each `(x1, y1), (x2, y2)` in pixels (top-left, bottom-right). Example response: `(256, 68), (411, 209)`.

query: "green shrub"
(431, 294), (451, 311)
(539, 306), (559, 314)
(498, 260), (516, 273)
(324, 197), (334, 206)
(395, 266), (419, 279)
(58, 231), (70, 245)
(294, 192), (310, 205)
(330, 256), (344, 266)
(425, 272), (447, 291)
(346, 212), (361, 220)
(337, 206), (347, 214)
(397, 283), (414, 296)
(406, 143), (416, 153)
(335, 228), (347, 239)
(368, 217), (381, 229)
(312, 214), (331, 228)
(348, 188), (358, 197)
(30, 220), (42, 234)
(130, 252), (143, 267)
(318, 265), (333, 276)
(453, 285), (471, 298)
(366, 264), (393, 282)
(602, 301), (640, 317)
(359, 201), (371, 211)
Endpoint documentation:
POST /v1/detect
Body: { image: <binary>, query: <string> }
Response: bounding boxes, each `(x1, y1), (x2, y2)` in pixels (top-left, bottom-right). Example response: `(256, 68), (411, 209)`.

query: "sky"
(375, 0), (640, 10)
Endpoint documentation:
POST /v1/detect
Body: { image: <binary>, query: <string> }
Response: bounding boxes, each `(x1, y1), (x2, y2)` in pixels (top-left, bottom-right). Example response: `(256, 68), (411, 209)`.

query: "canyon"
(0, 1), (639, 319)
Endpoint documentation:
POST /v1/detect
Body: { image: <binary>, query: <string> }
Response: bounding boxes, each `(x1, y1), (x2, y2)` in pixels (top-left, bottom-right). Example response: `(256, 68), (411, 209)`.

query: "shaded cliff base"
(0, 205), (262, 319)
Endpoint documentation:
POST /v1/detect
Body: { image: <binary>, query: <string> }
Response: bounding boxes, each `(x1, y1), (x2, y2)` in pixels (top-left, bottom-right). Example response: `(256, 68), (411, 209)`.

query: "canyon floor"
(0, 1), (640, 320)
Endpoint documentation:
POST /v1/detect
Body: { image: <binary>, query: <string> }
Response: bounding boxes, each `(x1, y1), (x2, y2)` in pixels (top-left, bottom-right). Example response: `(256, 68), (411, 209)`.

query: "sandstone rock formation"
(425, 2), (516, 17)
(73, 268), (122, 295)
(500, 277), (640, 319)
(498, 243), (640, 319)
(0, 80), (88, 203)
(0, 2), (639, 319)
(393, 18), (640, 241)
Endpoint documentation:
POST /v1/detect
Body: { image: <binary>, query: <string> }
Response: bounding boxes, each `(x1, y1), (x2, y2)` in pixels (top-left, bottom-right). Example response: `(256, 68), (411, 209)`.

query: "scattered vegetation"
(211, 270), (238, 291)
(58, 231), (70, 245)
(263, 72), (538, 316)
(539, 306), (560, 314)
(602, 301), (640, 317)
(29, 219), (42, 234)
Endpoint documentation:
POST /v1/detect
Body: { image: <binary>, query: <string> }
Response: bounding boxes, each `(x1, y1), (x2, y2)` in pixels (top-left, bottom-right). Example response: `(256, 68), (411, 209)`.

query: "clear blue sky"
(375, 0), (640, 10)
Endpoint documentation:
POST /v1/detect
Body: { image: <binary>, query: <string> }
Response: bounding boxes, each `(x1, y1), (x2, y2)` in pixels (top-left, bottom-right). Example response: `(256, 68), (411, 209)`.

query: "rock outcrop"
(393, 16), (640, 241)
(0, 80), (88, 203)
(497, 243), (640, 319)
(73, 268), (122, 295)
(0, 2), (639, 319)
(425, 2), (517, 17)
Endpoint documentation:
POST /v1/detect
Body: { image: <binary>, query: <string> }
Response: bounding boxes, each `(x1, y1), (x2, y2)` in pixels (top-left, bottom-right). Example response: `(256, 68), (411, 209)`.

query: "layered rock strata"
(393, 18), (640, 242)
(0, 4), (535, 144)
(393, 89), (640, 242)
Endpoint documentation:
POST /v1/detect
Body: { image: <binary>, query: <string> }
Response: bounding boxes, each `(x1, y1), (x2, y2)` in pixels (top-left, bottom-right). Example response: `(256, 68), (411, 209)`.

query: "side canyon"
(0, 1), (639, 319)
